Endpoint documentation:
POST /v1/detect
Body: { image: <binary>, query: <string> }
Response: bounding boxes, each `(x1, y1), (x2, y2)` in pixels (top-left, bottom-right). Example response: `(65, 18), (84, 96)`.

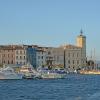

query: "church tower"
(77, 30), (86, 66)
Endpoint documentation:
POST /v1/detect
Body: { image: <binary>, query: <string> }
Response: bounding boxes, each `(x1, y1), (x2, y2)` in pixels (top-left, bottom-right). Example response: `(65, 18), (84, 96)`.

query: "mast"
(93, 48), (96, 70)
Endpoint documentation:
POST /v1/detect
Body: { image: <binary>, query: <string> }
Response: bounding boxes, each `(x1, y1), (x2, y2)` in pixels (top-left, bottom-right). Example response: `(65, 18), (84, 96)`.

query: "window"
(3, 61), (5, 63)
(16, 62), (18, 64)
(38, 56), (40, 59)
(8, 60), (9, 64)
(23, 62), (25, 65)
(16, 56), (18, 59)
(77, 53), (79, 57)
(11, 60), (13, 64)
(48, 51), (51, 55)
(20, 56), (22, 59)
(68, 53), (70, 57)
(73, 60), (74, 64)
(77, 60), (79, 64)
(8, 54), (9, 58)
(42, 56), (43, 59)
(68, 60), (70, 64)
(16, 51), (18, 54)
(24, 56), (25, 59)
(73, 53), (74, 57)
(20, 51), (22, 54)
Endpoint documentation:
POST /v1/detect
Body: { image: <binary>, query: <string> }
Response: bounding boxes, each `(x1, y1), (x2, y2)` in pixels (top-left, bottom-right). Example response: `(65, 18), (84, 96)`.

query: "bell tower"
(77, 29), (86, 49)
(77, 30), (86, 66)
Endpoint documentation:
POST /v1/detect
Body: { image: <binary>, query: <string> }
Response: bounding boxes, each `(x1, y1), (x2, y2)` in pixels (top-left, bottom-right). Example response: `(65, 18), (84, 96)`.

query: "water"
(0, 74), (100, 100)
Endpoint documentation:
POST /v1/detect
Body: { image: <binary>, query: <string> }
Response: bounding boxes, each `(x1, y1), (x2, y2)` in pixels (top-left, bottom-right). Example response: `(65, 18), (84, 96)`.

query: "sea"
(0, 74), (100, 100)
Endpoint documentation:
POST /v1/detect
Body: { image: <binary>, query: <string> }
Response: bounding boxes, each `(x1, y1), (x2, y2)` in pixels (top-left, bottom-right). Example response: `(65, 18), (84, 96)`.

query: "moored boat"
(0, 66), (22, 79)
(20, 64), (41, 79)
(37, 67), (67, 79)
(79, 70), (100, 75)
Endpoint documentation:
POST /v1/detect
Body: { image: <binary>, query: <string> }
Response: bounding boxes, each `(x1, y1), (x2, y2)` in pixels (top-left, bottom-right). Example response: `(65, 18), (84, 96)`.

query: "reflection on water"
(0, 74), (100, 100)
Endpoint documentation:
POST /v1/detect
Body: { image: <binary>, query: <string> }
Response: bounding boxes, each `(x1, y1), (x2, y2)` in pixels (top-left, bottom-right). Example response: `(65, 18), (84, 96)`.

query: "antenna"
(80, 29), (83, 36)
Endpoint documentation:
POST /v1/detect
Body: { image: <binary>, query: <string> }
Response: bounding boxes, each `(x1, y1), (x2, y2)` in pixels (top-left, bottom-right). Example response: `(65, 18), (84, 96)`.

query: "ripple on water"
(0, 75), (100, 100)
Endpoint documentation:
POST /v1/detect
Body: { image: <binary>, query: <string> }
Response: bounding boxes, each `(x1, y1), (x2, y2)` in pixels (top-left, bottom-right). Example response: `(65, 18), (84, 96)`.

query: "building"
(0, 45), (16, 65)
(36, 47), (47, 67)
(26, 45), (37, 68)
(0, 30), (86, 71)
(76, 30), (86, 66)
(0, 45), (27, 66)
(15, 45), (26, 65)
(45, 31), (86, 72)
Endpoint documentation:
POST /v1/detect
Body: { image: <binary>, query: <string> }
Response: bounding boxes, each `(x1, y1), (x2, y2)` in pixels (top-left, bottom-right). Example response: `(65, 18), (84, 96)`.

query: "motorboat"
(0, 66), (22, 79)
(20, 64), (41, 79)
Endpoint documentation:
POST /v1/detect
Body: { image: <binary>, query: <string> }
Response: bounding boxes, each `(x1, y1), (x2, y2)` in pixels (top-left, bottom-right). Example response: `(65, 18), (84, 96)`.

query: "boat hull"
(0, 73), (22, 79)
(41, 73), (66, 79)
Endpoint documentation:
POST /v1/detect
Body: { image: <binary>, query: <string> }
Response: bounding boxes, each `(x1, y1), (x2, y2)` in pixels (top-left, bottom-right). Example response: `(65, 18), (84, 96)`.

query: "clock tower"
(77, 30), (86, 66)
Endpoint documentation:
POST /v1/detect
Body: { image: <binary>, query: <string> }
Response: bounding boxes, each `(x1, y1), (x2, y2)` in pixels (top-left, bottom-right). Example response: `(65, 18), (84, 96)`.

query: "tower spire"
(80, 29), (83, 36)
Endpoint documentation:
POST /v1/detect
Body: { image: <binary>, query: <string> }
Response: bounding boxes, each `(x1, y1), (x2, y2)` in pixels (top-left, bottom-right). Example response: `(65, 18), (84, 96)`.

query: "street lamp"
(64, 47), (66, 68)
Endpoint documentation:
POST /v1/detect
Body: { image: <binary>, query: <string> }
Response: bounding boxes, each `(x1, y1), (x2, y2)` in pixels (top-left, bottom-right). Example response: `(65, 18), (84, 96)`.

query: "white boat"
(20, 64), (41, 79)
(37, 67), (67, 79)
(0, 66), (22, 79)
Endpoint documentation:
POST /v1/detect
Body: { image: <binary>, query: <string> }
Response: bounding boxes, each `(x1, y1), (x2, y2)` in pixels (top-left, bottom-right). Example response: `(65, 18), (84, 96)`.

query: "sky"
(0, 0), (100, 60)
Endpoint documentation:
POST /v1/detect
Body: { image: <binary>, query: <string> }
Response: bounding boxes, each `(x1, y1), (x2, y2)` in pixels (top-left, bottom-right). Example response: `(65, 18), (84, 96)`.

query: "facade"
(15, 46), (26, 65)
(45, 31), (86, 72)
(0, 31), (86, 71)
(36, 47), (47, 67)
(0, 45), (16, 65)
(49, 45), (83, 71)
(26, 46), (37, 68)
(0, 45), (27, 66)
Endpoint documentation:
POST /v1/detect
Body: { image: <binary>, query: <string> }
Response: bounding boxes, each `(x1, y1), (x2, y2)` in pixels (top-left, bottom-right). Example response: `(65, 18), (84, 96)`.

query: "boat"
(37, 67), (67, 79)
(0, 66), (22, 79)
(79, 70), (100, 75)
(20, 64), (41, 79)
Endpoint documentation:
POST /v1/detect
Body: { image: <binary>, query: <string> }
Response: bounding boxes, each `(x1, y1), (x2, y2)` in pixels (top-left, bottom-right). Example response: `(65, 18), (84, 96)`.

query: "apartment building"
(15, 46), (26, 65)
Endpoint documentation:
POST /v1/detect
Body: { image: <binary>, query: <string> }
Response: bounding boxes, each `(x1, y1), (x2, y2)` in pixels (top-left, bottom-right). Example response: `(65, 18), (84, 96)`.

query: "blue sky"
(0, 0), (100, 60)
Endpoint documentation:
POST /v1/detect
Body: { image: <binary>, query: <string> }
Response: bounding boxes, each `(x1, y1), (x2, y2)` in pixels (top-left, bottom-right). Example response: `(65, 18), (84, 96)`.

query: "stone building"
(45, 31), (86, 72)
(0, 45), (26, 66)
(0, 30), (86, 71)
(0, 45), (16, 65)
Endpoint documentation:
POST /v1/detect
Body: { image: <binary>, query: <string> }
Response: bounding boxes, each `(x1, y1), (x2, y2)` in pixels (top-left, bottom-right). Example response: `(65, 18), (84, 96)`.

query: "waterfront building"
(0, 30), (86, 72)
(0, 45), (16, 65)
(26, 45), (37, 68)
(0, 45), (27, 66)
(45, 31), (86, 72)
(36, 47), (47, 67)
(15, 46), (26, 66)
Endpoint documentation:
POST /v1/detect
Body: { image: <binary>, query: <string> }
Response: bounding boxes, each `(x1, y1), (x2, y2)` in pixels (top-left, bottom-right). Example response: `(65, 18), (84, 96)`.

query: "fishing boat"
(0, 66), (22, 79)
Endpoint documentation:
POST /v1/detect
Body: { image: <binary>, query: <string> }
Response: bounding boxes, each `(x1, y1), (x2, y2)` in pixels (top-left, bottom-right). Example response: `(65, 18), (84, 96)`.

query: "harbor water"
(0, 74), (100, 100)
